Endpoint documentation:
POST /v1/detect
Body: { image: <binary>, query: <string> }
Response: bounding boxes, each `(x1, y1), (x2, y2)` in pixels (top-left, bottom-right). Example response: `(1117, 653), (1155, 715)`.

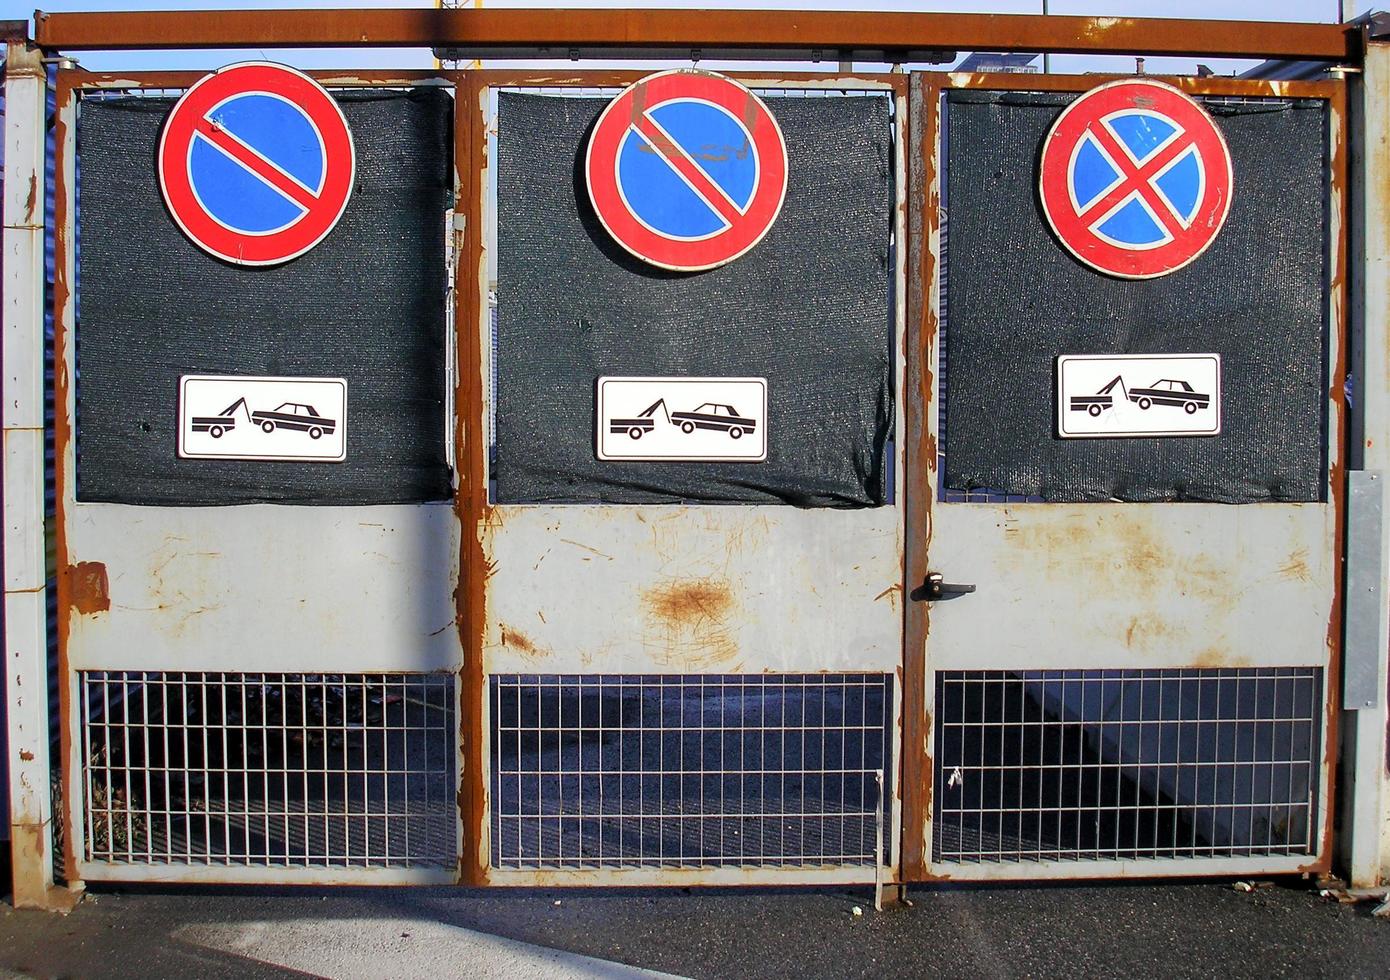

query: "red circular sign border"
(1038, 79), (1234, 281)
(158, 62), (356, 267)
(585, 70), (789, 273)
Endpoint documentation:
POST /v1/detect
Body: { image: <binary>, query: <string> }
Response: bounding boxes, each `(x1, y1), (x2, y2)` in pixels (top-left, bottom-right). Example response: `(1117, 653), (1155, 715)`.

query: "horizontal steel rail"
(33, 8), (1358, 62)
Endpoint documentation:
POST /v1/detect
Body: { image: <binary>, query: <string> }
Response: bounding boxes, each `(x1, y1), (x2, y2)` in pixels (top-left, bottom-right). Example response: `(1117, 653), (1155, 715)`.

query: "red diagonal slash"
(193, 117), (319, 212)
(631, 113), (744, 228)
(1078, 121), (1197, 239)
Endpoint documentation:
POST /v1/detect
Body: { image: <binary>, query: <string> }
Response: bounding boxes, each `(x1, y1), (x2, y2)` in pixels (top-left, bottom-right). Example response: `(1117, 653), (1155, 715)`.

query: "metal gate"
(905, 72), (1346, 880)
(460, 71), (909, 886)
(53, 68), (465, 885)
(45, 64), (1344, 889)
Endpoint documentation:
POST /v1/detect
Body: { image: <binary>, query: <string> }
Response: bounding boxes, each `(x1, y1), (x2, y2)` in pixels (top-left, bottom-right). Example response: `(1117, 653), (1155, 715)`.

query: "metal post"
(3, 38), (65, 911)
(1346, 37), (1390, 888)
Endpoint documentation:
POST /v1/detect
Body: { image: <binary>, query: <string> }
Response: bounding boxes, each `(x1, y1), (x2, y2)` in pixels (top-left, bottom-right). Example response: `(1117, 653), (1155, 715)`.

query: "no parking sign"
(158, 62), (355, 266)
(585, 70), (788, 272)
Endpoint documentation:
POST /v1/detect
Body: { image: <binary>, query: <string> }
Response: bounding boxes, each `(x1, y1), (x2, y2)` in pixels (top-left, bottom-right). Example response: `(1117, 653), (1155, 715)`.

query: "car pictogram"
(1129, 379), (1211, 414)
(251, 401), (338, 439)
(670, 403), (758, 439)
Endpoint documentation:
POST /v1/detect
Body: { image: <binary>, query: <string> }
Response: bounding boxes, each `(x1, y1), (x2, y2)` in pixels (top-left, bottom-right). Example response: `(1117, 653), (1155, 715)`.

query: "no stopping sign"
(1039, 79), (1234, 280)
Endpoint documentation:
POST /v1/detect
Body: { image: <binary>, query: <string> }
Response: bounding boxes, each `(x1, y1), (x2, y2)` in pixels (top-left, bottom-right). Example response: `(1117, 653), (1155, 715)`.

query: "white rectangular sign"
(1056, 354), (1222, 439)
(596, 377), (767, 462)
(178, 375), (348, 462)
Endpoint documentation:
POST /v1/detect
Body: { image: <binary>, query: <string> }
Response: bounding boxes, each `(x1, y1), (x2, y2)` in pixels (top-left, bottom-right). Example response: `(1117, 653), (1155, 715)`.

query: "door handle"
(923, 571), (976, 601)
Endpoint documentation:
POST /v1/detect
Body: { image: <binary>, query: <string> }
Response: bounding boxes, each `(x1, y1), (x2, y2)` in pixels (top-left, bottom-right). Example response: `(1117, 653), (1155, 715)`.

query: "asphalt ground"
(3, 875), (1390, 979)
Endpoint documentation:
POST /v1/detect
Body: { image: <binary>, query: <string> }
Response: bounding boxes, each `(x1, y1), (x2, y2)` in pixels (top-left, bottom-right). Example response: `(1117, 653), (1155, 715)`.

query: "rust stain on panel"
(642, 578), (739, 668)
(9, 824), (49, 909)
(1123, 615), (1173, 649)
(24, 173), (38, 223)
(645, 578), (735, 625)
(1008, 513), (1228, 603)
(66, 561), (110, 615)
(500, 624), (549, 661)
(19, 750), (35, 762)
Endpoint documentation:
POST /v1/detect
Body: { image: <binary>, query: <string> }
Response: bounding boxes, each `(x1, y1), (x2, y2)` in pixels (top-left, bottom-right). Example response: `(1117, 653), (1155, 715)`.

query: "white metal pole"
(3, 38), (58, 910)
(1348, 39), (1390, 889)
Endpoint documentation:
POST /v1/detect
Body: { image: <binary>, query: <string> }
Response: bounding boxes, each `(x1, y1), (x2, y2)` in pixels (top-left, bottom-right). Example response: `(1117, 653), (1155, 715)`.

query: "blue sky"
(1, 0), (1376, 75)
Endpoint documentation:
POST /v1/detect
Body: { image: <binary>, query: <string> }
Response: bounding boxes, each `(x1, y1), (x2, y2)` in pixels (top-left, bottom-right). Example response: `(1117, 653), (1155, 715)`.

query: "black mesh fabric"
(76, 88), (453, 504)
(943, 91), (1328, 503)
(495, 92), (893, 506)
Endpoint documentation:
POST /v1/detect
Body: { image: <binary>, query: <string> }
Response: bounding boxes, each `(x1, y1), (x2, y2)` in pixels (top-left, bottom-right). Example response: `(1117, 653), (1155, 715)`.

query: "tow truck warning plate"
(1056, 354), (1221, 439)
(178, 374), (348, 461)
(597, 376), (768, 462)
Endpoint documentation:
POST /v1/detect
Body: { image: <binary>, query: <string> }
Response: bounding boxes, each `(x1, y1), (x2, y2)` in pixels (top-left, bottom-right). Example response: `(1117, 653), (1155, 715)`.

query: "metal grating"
(490, 674), (893, 870)
(79, 672), (455, 868)
(933, 668), (1322, 864)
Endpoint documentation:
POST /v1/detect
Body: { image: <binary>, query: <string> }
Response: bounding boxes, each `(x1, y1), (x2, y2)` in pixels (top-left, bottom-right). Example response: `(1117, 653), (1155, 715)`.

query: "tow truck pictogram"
(1068, 375), (1128, 417)
(190, 396), (252, 439)
(609, 398), (670, 440)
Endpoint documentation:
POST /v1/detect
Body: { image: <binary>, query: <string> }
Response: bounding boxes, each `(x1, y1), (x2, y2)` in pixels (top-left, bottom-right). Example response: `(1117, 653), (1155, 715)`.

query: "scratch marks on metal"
(642, 577), (740, 668)
(1278, 548), (1312, 583)
(558, 539), (615, 561)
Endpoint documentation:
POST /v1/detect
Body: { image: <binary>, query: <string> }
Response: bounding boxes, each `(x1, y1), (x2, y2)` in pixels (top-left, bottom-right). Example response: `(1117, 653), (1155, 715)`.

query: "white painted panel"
(3, 428), (45, 592)
(483, 504), (902, 674)
(927, 502), (1335, 670)
(67, 503), (461, 672)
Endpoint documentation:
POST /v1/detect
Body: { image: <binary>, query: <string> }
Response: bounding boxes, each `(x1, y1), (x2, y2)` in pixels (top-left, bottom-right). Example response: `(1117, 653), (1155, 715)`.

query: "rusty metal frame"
(903, 70), (1349, 882)
(31, 8), (1356, 63)
(462, 68), (911, 887)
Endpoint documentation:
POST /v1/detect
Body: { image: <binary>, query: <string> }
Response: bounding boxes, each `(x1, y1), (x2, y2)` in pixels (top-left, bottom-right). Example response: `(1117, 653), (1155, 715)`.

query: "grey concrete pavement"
(3, 878), (1390, 979)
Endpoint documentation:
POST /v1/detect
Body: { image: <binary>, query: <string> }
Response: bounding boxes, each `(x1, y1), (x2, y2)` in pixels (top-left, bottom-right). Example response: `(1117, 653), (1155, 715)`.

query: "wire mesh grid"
(79, 671), (456, 869)
(490, 673), (893, 870)
(932, 668), (1322, 864)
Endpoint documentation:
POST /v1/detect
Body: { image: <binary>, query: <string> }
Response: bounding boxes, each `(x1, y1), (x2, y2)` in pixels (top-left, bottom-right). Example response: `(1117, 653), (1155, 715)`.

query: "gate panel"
(468, 74), (908, 885)
(55, 72), (463, 884)
(913, 74), (1346, 880)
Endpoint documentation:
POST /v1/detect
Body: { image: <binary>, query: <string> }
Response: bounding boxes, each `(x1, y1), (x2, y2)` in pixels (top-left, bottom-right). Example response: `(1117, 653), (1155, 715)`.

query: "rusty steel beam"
(34, 8), (1357, 62)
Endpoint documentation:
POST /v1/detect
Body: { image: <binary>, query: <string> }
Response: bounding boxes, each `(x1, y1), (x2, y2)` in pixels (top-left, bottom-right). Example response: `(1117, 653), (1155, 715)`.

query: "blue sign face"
(1069, 111), (1204, 250)
(190, 93), (327, 234)
(616, 100), (758, 240)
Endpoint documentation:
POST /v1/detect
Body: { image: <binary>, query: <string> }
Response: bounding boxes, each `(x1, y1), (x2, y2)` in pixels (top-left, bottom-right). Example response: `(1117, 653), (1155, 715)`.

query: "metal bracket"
(1345, 470), (1385, 710)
